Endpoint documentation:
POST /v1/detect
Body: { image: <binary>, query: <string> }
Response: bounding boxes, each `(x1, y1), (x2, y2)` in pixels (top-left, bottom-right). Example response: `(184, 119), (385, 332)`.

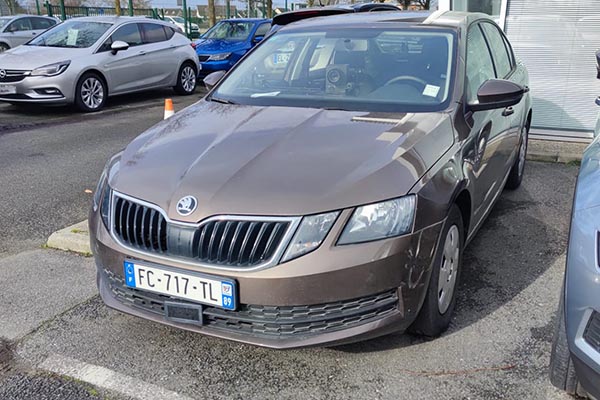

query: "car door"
(98, 23), (148, 94)
(480, 22), (523, 171)
(137, 22), (180, 87)
(464, 22), (512, 226)
(4, 17), (34, 47)
(30, 17), (56, 37)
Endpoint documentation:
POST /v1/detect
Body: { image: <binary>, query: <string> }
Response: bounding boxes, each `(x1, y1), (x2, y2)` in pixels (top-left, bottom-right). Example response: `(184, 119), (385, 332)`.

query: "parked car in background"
(0, 16), (199, 112)
(550, 50), (600, 400)
(90, 11), (532, 348)
(164, 15), (200, 38)
(0, 15), (58, 52)
(194, 18), (270, 79)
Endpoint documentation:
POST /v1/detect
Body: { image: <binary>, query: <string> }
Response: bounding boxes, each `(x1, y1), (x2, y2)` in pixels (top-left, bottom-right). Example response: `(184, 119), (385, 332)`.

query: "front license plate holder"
(164, 301), (204, 326)
(123, 260), (237, 310)
(0, 85), (16, 95)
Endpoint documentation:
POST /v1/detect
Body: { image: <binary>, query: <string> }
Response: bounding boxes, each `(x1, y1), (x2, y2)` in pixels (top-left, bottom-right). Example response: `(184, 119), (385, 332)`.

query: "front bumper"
(90, 205), (444, 348)
(565, 204), (600, 398)
(197, 60), (234, 79)
(0, 74), (74, 104)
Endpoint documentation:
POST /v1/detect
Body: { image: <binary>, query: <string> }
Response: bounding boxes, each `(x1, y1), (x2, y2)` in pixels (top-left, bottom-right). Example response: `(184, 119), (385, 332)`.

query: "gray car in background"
(0, 15), (57, 52)
(0, 16), (200, 111)
(549, 50), (600, 399)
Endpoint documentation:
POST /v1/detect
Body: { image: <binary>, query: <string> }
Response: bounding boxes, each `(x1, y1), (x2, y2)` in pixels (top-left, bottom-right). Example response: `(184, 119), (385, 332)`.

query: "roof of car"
(278, 10), (490, 31)
(61, 16), (161, 24)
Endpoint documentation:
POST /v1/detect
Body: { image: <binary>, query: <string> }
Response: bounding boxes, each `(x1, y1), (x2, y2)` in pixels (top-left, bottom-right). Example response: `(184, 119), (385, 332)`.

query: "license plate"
(273, 53), (290, 65)
(0, 85), (16, 95)
(124, 260), (236, 310)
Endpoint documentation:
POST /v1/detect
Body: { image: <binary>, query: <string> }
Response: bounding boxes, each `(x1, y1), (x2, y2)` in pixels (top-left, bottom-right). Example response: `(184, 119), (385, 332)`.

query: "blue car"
(194, 18), (271, 79)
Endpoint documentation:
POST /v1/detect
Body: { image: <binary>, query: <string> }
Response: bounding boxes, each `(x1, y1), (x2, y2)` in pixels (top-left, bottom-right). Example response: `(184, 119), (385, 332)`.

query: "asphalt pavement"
(0, 94), (582, 399)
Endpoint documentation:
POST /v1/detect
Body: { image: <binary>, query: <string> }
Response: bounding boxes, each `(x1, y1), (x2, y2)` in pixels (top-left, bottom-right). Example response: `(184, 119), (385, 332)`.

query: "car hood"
(0, 45), (88, 69)
(112, 101), (454, 222)
(194, 38), (248, 54)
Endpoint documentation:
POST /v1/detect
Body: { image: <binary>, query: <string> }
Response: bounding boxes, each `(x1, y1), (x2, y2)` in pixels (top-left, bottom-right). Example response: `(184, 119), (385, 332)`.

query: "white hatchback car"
(0, 15), (58, 52)
(0, 16), (200, 111)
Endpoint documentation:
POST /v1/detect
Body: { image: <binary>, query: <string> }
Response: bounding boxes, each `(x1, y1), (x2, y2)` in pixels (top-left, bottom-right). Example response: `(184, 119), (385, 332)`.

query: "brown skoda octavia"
(90, 11), (531, 348)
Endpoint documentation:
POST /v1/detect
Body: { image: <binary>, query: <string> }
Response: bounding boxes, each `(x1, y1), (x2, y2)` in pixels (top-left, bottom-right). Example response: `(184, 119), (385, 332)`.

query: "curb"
(46, 220), (91, 255)
(526, 151), (582, 164)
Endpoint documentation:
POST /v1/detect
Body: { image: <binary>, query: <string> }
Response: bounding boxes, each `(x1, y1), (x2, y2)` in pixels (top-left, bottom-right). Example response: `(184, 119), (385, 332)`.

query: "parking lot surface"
(0, 96), (581, 399)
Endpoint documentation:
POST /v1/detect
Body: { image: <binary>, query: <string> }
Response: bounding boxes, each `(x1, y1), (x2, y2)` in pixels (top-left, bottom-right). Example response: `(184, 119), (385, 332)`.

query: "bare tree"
(266, 0), (271, 18)
(208, 0), (215, 26)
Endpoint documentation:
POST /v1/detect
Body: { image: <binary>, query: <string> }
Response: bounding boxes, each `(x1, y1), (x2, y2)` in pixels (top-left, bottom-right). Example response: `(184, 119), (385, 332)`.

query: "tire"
(174, 62), (197, 96)
(409, 204), (464, 337)
(549, 284), (588, 397)
(505, 124), (528, 190)
(0, 43), (9, 53)
(74, 72), (107, 112)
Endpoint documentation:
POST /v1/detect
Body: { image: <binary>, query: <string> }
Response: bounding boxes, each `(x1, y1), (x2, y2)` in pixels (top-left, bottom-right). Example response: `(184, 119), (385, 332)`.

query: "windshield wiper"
(210, 97), (237, 105)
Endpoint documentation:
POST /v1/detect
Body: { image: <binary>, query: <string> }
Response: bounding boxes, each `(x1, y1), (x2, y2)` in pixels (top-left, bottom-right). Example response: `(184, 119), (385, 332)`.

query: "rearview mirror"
(596, 49), (600, 79)
(203, 70), (226, 91)
(468, 79), (529, 113)
(111, 40), (129, 55)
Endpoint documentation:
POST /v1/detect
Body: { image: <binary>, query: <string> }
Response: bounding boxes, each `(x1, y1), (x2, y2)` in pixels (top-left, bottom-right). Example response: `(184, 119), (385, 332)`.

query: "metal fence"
(44, 1), (159, 20)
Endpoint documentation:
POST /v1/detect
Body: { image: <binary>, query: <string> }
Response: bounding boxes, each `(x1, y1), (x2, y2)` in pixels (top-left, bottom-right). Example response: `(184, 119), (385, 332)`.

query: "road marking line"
(39, 354), (193, 400)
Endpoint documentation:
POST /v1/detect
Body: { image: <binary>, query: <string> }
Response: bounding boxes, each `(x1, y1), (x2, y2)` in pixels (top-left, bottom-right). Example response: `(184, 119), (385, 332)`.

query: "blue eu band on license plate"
(124, 261), (236, 310)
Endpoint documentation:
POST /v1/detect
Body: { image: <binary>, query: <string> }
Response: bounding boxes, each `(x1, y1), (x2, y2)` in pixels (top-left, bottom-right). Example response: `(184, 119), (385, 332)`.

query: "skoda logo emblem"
(176, 196), (197, 216)
(0, 70), (6, 79)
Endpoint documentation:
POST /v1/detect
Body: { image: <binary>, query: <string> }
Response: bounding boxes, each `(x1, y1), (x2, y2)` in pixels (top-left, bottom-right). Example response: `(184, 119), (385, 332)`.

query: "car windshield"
(0, 17), (10, 29)
(203, 21), (254, 41)
(27, 20), (112, 48)
(171, 16), (185, 23)
(212, 28), (456, 112)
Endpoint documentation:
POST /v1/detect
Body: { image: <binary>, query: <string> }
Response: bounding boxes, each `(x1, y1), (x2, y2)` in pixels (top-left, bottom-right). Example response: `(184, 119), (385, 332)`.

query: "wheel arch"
(74, 69), (109, 99)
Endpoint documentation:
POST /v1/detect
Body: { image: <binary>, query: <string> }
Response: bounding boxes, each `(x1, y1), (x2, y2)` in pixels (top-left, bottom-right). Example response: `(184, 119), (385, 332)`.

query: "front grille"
(112, 193), (294, 269)
(105, 269), (399, 338)
(198, 55), (210, 62)
(584, 311), (600, 352)
(0, 69), (29, 83)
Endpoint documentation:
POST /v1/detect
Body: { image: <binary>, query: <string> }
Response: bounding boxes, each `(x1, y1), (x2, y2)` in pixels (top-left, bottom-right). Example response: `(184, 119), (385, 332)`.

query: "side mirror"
(203, 70), (226, 91)
(252, 35), (264, 44)
(111, 40), (129, 55)
(6, 25), (16, 33)
(468, 79), (529, 112)
(596, 49), (600, 79)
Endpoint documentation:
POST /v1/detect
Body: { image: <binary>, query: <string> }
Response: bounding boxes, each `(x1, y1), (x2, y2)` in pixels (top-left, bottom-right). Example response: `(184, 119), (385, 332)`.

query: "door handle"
(138, 51), (147, 56)
(502, 106), (514, 117)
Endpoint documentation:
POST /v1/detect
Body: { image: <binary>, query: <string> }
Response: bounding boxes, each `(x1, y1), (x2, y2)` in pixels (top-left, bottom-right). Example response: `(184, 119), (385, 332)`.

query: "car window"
(7, 18), (32, 32)
(465, 24), (496, 102)
(213, 28), (456, 113)
(141, 23), (167, 43)
(254, 23), (270, 38)
(481, 22), (512, 78)
(203, 21), (254, 41)
(0, 17), (10, 30)
(164, 26), (175, 40)
(31, 17), (55, 30)
(28, 20), (112, 48)
(501, 33), (516, 68)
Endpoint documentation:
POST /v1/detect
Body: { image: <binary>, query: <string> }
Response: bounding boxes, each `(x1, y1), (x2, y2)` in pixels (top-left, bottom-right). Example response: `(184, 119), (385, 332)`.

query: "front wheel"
(505, 124), (528, 190)
(0, 43), (9, 53)
(409, 204), (464, 337)
(74, 72), (107, 112)
(174, 62), (197, 95)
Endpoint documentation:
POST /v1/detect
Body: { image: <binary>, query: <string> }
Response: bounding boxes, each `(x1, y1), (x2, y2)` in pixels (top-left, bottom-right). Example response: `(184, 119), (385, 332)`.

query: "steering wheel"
(383, 76), (428, 90)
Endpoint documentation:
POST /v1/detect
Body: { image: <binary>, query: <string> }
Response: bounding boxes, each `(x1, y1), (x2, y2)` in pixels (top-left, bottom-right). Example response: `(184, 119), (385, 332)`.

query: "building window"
(452, 0), (502, 19)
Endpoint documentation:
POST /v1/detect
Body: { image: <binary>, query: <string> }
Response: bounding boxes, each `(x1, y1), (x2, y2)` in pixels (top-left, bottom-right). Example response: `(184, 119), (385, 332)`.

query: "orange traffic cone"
(164, 99), (174, 119)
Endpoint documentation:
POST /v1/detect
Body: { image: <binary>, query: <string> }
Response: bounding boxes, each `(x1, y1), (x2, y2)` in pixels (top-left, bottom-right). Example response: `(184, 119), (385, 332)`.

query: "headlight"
(337, 195), (416, 245)
(208, 53), (231, 61)
(31, 61), (71, 77)
(281, 211), (339, 262)
(93, 153), (121, 228)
